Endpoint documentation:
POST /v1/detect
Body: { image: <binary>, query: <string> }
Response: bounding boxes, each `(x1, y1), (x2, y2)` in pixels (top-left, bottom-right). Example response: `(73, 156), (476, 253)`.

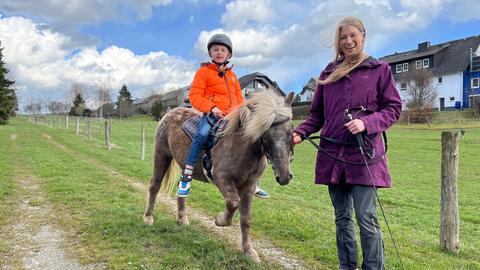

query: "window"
(403, 63), (408, 72)
(416, 60), (422, 69)
(472, 78), (479, 88)
(423, 58), (429, 68)
(450, 97), (455, 101)
(400, 82), (407, 91)
(396, 64), (402, 73)
(438, 77), (443, 84)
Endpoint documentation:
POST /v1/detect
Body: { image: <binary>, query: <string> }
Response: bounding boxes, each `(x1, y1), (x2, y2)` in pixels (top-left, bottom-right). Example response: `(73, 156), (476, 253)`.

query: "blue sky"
(0, 0), (479, 110)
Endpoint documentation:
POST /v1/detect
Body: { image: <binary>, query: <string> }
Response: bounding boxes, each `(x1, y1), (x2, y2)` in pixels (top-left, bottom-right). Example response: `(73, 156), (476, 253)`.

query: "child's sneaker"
(255, 185), (270, 198)
(177, 175), (192, 197)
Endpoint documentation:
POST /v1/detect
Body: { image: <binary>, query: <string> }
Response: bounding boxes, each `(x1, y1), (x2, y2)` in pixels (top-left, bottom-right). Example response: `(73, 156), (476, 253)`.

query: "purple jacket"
(294, 58), (402, 188)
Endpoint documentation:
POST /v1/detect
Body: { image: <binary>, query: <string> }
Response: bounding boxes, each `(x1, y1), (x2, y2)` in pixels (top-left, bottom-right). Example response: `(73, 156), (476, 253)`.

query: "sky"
(0, 0), (479, 110)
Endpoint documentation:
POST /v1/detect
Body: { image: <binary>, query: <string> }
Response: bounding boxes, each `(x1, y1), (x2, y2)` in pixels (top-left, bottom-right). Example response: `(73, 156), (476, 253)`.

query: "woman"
(293, 16), (402, 270)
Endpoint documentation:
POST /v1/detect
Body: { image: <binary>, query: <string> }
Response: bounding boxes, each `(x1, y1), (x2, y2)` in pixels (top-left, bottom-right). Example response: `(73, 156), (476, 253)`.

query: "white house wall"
(396, 72), (463, 110)
(434, 73), (463, 109)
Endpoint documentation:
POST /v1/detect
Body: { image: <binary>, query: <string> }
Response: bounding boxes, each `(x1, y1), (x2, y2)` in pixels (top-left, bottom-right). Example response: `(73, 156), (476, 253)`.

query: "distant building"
(380, 35), (480, 110)
(296, 78), (317, 102)
(238, 72), (286, 97)
(134, 72), (285, 114)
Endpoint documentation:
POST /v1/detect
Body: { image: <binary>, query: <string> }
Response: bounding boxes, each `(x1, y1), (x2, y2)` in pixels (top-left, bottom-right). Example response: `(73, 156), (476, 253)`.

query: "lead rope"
(345, 112), (405, 270)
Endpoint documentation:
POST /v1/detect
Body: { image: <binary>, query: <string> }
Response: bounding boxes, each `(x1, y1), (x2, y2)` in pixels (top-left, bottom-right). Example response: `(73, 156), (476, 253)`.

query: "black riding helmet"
(207, 33), (233, 55)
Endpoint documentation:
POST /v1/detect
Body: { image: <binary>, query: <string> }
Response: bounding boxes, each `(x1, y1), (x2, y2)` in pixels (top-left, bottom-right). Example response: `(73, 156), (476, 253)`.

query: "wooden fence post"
(440, 131), (460, 254)
(87, 120), (92, 142)
(141, 125), (145, 160)
(105, 120), (112, 150)
(65, 115), (69, 129)
(76, 117), (80, 135)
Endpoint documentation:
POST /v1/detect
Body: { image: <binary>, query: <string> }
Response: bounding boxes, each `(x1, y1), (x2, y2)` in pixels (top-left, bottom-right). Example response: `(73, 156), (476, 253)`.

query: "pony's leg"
(177, 196), (189, 225)
(144, 155), (172, 225)
(215, 182), (240, 227)
(239, 184), (260, 263)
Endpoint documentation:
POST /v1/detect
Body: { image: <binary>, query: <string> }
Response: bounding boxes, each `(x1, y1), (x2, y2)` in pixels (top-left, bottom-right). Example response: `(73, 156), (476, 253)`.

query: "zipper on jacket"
(223, 72), (232, 107)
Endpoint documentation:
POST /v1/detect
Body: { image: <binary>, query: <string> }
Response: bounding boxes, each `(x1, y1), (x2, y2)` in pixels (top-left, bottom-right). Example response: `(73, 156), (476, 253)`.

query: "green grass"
(1, 118), (270, 269)
(5, 114), (480, 269)
(0, 124), (15, 264)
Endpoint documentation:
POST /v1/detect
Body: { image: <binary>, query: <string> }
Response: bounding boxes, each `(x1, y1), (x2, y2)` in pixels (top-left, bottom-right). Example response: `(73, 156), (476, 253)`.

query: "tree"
(69, 93), (86, 116)
(404, 69), (437, 124)
(116, 84), (134, 118)
(92, 82), (112, 118)
(0, 43), (16, 124)
(48, 101), (66, 115)
(151, 100), (163, 121)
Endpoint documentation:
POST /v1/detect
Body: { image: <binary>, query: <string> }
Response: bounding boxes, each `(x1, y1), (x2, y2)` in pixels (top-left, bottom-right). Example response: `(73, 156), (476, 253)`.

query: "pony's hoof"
(144, 215), (154, 226)
(214, 212), (231, 226)
(177, 216), (189, 225)
(245, 248), (261, 263)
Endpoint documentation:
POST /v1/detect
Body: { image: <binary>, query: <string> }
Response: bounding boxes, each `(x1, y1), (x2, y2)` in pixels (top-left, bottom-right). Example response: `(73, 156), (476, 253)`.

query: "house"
(380, 35), (480, 110)
(238, 72), (286, 97)
(133, 87), (190, 114)
(134, 72), (285, 113)
(296, 78), (317, 102)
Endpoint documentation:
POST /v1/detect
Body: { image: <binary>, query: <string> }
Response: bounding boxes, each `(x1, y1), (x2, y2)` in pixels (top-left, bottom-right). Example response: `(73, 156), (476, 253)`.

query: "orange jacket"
(189, 63), (244, 116)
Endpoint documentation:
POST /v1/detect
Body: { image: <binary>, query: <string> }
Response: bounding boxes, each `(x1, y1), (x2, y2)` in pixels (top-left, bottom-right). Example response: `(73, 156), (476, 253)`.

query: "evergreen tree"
(151, 100), (163, 121)
(117, 84), (133, 104)
(116, 84), (134, 118)
(69, 93), (86, 116)
(0, 43), (16, 124)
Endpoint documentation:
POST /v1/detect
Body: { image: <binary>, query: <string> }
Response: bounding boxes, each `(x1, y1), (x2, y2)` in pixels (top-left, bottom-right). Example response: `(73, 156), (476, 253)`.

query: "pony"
(143, 90), (295, 262)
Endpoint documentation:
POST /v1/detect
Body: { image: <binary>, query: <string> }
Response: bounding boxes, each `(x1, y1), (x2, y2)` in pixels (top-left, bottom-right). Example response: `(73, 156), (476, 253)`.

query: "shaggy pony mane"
(223, 90), (292, 141)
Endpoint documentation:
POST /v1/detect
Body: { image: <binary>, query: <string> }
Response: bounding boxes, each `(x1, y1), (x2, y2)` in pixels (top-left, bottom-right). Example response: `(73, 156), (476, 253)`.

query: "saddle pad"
(181, 115), (228, 147)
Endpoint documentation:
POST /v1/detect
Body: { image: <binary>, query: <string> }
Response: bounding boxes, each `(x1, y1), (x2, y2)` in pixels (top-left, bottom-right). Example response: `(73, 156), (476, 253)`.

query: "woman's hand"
(293, 132), (302, 145)
(344, 119), (366, 134)
(211, 106), (223, 118)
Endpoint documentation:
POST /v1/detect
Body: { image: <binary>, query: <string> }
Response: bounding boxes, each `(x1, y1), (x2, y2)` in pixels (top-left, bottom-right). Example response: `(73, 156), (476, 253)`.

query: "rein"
(304, 135), (385, 165)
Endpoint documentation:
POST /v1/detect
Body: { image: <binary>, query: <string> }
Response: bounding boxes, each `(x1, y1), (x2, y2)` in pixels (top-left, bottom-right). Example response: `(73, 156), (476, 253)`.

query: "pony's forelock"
(223, 91), (292, 141)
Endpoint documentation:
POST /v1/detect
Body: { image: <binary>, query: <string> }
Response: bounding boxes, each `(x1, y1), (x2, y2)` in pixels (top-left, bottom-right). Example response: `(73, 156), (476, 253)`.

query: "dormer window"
(396, 64), (402, 73)
(416, 60), (422, 69)
(423, 59), (430, 68)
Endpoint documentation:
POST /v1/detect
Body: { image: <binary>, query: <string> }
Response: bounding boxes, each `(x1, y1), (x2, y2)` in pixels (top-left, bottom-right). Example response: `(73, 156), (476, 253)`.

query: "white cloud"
(191, 0), (480, 88)
(221, 0), (274, 29)
(0, 16), (195, 105)
(0, 0), (171, 28)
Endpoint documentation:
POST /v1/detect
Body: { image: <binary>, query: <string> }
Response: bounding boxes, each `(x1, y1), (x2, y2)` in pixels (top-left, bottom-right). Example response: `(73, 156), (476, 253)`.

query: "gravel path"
(43, 132), (310, 269)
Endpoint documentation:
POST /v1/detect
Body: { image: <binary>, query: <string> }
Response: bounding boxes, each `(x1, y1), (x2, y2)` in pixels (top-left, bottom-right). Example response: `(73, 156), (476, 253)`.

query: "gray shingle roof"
(238, 72), (286, 96)
(380, 35), (480, 76)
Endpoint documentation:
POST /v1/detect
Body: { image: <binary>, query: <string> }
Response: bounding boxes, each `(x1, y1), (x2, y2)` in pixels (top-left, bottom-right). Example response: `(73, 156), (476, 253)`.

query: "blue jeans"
(328, 179), (384, 270)
(185, 113), (217, 166)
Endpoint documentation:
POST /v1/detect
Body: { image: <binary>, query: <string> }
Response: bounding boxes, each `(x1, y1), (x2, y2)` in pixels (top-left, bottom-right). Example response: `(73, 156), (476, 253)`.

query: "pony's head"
(224, 90), (295, 185)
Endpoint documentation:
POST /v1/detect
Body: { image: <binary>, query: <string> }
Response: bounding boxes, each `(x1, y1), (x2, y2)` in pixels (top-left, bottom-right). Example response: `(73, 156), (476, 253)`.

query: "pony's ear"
(285, 92), (295, 106)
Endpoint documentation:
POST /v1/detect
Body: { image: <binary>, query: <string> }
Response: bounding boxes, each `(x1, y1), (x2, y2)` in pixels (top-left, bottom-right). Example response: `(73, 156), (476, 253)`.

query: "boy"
(177, 33), (270, 198)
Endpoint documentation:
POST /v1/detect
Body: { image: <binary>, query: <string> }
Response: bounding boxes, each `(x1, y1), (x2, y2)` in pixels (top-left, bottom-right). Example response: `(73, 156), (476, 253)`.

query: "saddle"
(181, 114), (228, 181)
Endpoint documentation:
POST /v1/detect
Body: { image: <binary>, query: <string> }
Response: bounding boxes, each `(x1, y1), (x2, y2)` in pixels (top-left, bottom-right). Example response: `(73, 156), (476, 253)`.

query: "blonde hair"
(318, 16), (368, 85)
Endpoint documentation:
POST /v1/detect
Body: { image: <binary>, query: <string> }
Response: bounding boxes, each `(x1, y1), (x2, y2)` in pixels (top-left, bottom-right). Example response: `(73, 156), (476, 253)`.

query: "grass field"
(1, 113), (479, 269)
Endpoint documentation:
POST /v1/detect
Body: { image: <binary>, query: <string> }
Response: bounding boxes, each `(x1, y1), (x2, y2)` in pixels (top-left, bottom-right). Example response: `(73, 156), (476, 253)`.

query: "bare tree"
(404, 69), (438, 124)
(92, 82), (112, 118)
(47, 101), (65, 115)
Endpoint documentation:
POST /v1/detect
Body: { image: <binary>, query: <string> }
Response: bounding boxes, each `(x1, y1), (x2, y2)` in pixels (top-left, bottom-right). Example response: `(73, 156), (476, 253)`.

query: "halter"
(259, 115), (294, 168)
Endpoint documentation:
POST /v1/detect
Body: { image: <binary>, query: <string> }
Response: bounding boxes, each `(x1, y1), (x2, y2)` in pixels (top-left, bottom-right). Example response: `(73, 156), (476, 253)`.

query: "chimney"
(418, 41), (431, 52)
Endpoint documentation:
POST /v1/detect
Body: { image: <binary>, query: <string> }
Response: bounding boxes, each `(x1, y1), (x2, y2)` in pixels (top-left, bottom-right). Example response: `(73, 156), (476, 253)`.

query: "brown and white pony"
(144, 91), (294, 262)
